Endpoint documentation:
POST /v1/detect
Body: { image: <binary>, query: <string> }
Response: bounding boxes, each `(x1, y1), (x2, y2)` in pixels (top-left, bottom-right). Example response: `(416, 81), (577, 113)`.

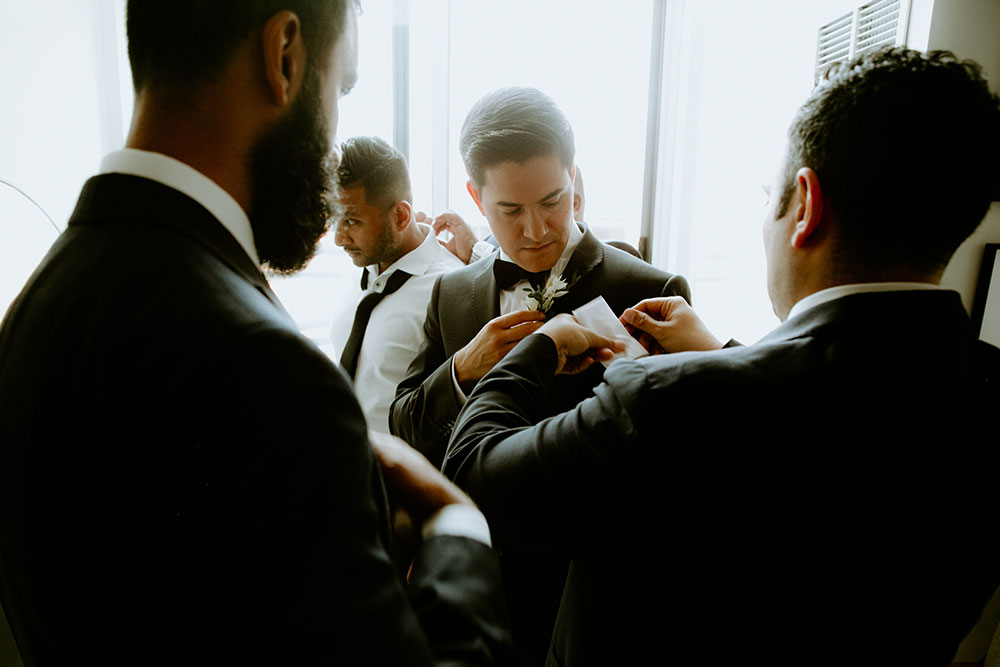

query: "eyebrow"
(496, 187), (566, 208)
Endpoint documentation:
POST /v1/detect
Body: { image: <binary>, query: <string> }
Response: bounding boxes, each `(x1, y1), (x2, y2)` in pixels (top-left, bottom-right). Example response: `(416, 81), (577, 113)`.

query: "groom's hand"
(536, 314), (625, 375)
(453, 310), (546, 393)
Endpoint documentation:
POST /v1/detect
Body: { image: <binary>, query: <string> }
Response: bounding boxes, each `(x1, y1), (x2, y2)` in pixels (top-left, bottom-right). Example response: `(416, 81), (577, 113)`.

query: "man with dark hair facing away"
(331, 135), (463, 434)
(0, 2), (510, 665)
(446, 48), (1000, 666)
(390, 86), (690, 665)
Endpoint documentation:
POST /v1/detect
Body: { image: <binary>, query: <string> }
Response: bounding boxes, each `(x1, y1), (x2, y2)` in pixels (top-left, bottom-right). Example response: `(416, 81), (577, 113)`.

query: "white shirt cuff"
(450, 358), (469, 406)
(421, 503), (492, 547)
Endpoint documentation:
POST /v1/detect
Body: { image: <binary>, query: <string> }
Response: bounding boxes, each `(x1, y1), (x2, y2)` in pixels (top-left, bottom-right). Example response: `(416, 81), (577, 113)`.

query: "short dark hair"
(459, 87), (575, 188)
(337, 136), (413, 211)
(778, 47), (1000, 274)
(126, 1), (350, 92)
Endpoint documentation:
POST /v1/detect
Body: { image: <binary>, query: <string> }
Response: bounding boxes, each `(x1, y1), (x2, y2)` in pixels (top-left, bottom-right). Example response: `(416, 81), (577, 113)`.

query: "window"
(442, 1), (656, 247)
(2, 0), (876, 350)
(650, 0), (863, 343)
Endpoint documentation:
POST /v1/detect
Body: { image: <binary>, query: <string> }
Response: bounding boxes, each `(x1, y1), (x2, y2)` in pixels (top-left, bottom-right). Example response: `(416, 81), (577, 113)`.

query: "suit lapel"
(549, 224), (605, 316)
(470, 253), (502, 330)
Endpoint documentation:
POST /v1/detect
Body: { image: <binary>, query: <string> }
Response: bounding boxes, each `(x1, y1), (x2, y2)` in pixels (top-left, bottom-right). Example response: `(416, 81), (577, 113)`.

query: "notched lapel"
(470, 254), (501, 328)
(550, 224), (605, 315)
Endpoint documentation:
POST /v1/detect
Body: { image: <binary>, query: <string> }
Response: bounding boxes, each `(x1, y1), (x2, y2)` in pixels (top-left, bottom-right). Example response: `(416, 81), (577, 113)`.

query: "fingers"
(491, 309), (547, 328)
(487, 310), (547, 345)
(368, 431), (473, 519)
(368, 430), (415, 469)
(630, 296), (676, 316)
(499, 322), (545, 347)
(620, 307), (659, 336)
(430, 211), (463, 232)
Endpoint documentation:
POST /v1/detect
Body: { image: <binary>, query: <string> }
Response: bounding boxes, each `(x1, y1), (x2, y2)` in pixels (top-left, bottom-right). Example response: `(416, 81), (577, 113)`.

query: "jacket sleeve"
(390, 275), (465, 468)
(443, 334), (647, 554)
(661, 272), (692, 305)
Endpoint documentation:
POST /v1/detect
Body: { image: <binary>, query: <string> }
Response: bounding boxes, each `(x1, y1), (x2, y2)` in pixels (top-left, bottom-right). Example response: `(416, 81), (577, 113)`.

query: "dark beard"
(248, 72), (339, 276)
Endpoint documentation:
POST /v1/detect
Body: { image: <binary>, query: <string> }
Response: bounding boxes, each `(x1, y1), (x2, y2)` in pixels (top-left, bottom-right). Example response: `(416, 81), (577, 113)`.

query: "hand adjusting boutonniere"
(522, 258), (578, 315)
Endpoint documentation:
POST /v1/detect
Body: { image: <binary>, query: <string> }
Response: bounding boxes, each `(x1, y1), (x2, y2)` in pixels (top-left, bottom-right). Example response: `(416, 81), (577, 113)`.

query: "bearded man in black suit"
(389, 86), (689, 665)
(446, 48), (1000, 666)
(0, 2), (511, 665)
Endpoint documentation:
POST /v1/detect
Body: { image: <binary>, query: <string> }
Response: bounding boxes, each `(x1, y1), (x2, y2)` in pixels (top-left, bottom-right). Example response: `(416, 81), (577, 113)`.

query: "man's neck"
(127, 88), (259, 215)
(377, 223), (428, 274)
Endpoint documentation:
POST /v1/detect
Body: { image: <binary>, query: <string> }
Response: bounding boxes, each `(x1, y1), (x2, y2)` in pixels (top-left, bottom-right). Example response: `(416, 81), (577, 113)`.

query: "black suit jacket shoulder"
(0, 174), (510, 666)
(389, 225), (690, 466)
(446, 289), (1000, 666)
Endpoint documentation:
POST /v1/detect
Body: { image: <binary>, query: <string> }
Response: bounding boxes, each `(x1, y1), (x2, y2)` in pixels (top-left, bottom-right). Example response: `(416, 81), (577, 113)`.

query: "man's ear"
(393, 200), (413, 231)
(790, 167), (824, 249)
(466, 181), (485, 215)
(261, 11), (306, 108)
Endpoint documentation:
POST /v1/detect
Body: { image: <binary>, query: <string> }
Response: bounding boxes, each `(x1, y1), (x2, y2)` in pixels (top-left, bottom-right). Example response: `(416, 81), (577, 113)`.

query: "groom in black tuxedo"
(390, 87), (690, 465)
(0, 2), (510, 665)
(447, 48), (1000, 666)
(390, 86), (689, 665)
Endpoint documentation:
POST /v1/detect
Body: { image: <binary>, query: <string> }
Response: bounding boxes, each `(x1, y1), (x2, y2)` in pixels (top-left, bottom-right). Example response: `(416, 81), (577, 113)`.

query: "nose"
(334, 220), (350, 246)
(522, 208), (549, 243)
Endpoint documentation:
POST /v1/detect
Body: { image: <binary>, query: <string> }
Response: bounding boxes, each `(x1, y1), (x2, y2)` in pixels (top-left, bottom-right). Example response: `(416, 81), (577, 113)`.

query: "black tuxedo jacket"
(0, 174), (510, 665)
(447, 289), (1000, 666)
(389, 224), (691, 467)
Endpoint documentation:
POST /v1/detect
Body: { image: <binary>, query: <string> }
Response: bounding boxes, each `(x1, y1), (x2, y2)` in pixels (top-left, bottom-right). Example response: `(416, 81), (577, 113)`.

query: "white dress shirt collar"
(100, 148), (260, 268)
(787, 282), (945, 320)
(364, 223), (441, 292)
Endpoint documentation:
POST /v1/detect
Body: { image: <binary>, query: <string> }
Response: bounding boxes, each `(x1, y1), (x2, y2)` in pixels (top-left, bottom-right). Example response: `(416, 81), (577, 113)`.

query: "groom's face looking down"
(459, 86), (577, 273)
(467, 155), (576, 274)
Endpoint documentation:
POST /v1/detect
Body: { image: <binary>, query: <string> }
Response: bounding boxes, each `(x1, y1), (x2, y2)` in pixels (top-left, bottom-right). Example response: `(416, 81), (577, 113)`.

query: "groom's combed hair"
(459, 87), (575, 187)
(337, 136), (414, 211)
(126, 0), (351, 93)
(778, 47), (1000, 274)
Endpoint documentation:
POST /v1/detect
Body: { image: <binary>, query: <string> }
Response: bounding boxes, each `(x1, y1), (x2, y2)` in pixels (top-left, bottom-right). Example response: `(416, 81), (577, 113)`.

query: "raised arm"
(443, 322), (638, 554)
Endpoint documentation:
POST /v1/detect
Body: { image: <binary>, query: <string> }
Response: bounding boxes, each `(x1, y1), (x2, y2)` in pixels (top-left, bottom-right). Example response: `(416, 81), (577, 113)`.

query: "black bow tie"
(493, 260), (550, 290)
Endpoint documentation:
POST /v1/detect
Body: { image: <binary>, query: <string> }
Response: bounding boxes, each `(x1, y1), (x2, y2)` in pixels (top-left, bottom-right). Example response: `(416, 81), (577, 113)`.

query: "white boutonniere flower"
(522, 258), (577, 314)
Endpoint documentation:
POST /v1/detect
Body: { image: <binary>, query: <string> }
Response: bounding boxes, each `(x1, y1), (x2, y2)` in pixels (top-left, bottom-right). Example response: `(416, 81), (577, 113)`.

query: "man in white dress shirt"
(331, 135), (462, 433)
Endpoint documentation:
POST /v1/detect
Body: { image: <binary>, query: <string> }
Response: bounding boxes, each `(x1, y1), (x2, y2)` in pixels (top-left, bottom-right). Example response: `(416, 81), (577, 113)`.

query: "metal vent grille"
(815, 0), (910, 82)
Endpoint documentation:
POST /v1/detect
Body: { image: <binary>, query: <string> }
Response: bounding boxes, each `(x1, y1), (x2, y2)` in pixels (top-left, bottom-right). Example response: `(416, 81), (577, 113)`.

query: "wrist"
(453, 348), (480, 392)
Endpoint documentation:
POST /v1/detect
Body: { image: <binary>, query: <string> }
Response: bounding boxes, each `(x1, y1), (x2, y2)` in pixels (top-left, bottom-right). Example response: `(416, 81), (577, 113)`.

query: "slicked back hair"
(126, 0), (350, 93)
(337, 136), (413, 211)
(459, 87), (575, 188)
(778, 47), (1000, 275)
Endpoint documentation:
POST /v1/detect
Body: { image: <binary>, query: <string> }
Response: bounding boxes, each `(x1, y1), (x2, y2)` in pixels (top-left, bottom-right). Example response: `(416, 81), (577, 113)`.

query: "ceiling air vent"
(815, 0), (910, 82)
